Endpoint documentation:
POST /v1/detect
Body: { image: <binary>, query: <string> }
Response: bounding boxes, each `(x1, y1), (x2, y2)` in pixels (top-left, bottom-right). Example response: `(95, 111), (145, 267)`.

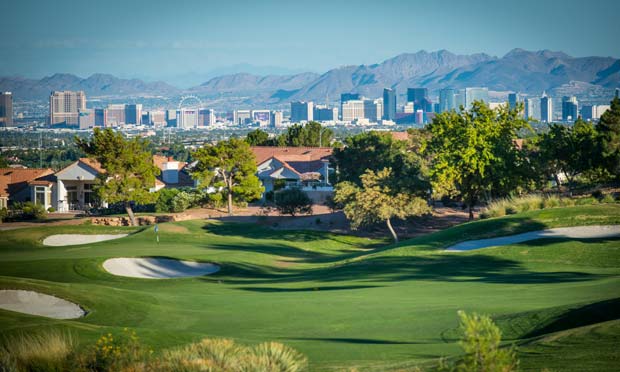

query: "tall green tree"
(596, 94), (620, 178)
(245, 129), (274, 146)
(76, 128), (160, 226)
(277, 122), (333, 147)
(192, 138), (263, 216)
(334, 168), (430, 242)
(333, 131), (429, 195)
(426, 102), (529, 220)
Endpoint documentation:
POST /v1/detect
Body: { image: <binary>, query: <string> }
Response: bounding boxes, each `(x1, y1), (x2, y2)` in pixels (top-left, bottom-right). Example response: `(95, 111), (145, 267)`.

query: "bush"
(171, 191), (192, 213)
(0, 330), (75, 372)
(324, 194), (344, 213)
(482, 194), (571, 219)
(76, 329), (152, 372)
(47, 207), (56, 213)
(10, 202), (46, 220)
(274, 188), (313, 217)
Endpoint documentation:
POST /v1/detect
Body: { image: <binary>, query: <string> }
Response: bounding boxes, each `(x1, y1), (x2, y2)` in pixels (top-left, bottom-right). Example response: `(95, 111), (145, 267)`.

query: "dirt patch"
(158, 224), (190, 234)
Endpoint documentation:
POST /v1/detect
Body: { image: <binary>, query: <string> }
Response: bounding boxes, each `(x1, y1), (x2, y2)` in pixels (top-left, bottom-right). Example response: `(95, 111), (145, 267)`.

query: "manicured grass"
(0, 204), (619, 371)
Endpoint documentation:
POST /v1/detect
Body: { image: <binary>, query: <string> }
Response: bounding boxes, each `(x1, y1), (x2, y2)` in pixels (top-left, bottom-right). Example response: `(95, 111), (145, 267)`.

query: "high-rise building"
(508, 92), (521, 110)
(147, 110), (166, 127)
(199, 109), (216, 126)
(524, 98), (541, 121)
(364, 99), (383, 122)
(407, 88), (428, 110)
(382, 88), (396, 120)
(95, 108), (107, 127)
(340, 93), (360, 103)
(561, 96), (579, 122)
(341, 100), (365, 122)
(290, 101), (313, 122)
(233, 110), (251, 126)
(0, 92), (13, 127)
(270, 111), (283, 127)
(251, 110), (271, 127)
(439, 88), (457, 113)
(540, 92), (553, 123)
(125, 104), (142, 125)
(313, 105), (338, 122)
(78, 109), (95, 129)
(464, 87), (489, 110)
(49, 91), (86, 126)
(106, 104), (126, 127)
(415, 110), (424, 125)
(165, 110), (177, 127)
(403, 102), (415, 113)
(177, 109), (198, 129)
(581, 105), (610, 121)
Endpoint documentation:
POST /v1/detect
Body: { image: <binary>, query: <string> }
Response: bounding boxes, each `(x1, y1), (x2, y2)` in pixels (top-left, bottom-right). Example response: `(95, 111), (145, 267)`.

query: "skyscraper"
(524, 98), (541, 121)
(341, 100), (365, 122)
(439, 88), (457, 113)
(561, 96), (579, 122)
(0, 92), (13, 127)
(382, 88), (396, 121)
(199, 109), (216, 126)
(290, 101), (313, 122)
(177, 109), (198, 129)
(270, 111), (283, 127)
(125, 104), (142, 125)
(313, 105), (338, 121)
(364, 98), (383, 122)
(540, 92), (553, 123)
(49, 91), (86, 126)
(508, 92), (521, 110)
(340, 93), (360, 103)
(407, 88), (428, 111)
(106, 104), (126, 127)
(464, 87), (489, 110)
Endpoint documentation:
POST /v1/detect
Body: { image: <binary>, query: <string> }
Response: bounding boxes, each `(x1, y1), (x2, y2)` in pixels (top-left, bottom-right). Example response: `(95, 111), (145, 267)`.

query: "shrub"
(247, 342), (307, 372)
(274, 188), (313, 217)
(155, 189), (179, 213)
(171, 191), (192, 213)
(10, 202), (46, 220)
(324, 194), (344, 213)
(601, 194), (616, 204)
(482, 194), (570, 219)
(76, 329), (152, 372)
(47, 207), (56, 213)
(0, 330), (75, 372)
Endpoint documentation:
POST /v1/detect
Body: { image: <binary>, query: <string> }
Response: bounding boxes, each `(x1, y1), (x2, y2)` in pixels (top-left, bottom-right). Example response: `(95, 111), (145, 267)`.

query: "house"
(52, 158), (106, 212)
(0, 168), (55, 209)
(152, 155), (196, 190)
(251, 147), (334, 202)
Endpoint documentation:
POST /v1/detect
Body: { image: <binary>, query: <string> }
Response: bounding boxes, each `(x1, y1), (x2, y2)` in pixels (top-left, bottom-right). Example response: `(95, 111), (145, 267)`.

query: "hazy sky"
(2, 0), (619, 85)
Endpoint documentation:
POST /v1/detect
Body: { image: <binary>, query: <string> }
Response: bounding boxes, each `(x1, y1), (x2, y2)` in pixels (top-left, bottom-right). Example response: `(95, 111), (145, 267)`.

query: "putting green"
(0, 204), (619, 371)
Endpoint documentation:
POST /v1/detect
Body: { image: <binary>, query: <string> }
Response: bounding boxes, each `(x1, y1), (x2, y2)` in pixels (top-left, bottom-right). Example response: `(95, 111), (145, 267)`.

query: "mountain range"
(1, 49), (619, 104)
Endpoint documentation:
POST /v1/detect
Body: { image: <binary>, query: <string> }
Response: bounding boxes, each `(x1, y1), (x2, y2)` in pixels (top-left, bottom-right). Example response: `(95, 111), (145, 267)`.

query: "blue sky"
(2, 0), (619, 86)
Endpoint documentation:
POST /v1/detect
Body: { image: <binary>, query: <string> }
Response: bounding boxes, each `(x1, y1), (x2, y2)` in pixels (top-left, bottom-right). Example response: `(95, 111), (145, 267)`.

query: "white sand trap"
(446, 225), (620, 252)
(103, 257), (220, 279)
(0, 290), (85, 319)
(43, 234), (128, 246)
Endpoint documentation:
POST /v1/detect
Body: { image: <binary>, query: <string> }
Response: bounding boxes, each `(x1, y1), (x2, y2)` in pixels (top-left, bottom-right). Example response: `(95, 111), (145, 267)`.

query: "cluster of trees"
(246, 121), (334, 147)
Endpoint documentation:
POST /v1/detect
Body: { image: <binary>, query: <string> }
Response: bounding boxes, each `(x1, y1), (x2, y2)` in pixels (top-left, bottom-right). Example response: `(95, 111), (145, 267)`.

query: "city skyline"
(2, 0), (620, 86)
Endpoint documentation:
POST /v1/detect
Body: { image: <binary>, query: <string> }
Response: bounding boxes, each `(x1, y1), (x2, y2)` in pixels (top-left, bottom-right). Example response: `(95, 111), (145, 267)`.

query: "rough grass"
(0, 330), (75, 372)
(0, 204), (618, 371)
(480, 194), (619, 219)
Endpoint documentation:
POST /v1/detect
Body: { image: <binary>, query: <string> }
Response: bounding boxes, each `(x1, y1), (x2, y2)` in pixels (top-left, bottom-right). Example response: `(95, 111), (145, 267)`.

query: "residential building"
(290, 101), (313, 122)
(561, 96), (579, 122)
(251, 146), (334, 203)
(540, 92), (553, 123)
(0, 92), (13, 127)
(464, 87), (489, 110)
(383, 88), (396, 121)
(49, 91), (86, 126)
(0, 168), (55, 209)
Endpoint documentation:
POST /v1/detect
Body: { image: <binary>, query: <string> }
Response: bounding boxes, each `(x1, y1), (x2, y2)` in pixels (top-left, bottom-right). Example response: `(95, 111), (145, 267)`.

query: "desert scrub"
(0, 330), (75, 372)
(75, 328), (153, 372)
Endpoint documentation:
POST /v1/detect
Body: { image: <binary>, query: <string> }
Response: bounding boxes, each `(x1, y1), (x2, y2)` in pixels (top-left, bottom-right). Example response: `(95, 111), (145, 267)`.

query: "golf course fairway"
(0, 204), (619, 371)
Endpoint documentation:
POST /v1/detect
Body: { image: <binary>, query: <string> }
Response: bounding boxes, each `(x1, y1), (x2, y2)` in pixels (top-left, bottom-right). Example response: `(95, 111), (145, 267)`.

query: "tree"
(333, 131), (429, 195)
(245, 129), (273, 146)
(274, 188), (313, 216)
(334, 168), (430, 242)
(192, 138), (263, 216)
(441, 311), (518, 372)
(596, 94), (620, 178)
(277, 122), (333, 147)
(76, 128), (160, 226)
(426, 102), (529, 220)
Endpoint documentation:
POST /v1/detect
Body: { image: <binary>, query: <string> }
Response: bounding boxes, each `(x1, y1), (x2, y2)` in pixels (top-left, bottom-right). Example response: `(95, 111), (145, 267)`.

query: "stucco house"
(0, 168), (55, 209)
(250, 147), (334, 202)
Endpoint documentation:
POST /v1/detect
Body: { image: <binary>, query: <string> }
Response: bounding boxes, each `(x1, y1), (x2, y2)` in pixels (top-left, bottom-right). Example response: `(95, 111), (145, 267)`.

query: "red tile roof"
(79, 158), (106, 174)
(251, 147), (332, 164)
(390, 131), (410, 141)
(0, 168), (54, 197)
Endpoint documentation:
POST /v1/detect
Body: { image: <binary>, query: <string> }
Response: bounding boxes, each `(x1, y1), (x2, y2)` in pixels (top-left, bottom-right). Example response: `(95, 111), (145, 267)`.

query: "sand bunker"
(0, 290), (85, 319)
(446, 225), (620, 252)
(103, 257), (220, 279)
(43, 234), (128, 246)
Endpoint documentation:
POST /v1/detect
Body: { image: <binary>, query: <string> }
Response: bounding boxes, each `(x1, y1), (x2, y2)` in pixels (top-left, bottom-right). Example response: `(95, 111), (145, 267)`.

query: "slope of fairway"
(0, 204), (618, 371)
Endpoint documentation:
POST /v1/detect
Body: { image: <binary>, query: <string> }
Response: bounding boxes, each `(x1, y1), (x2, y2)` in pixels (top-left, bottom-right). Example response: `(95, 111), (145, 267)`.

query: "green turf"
(0, 204), (619, 371)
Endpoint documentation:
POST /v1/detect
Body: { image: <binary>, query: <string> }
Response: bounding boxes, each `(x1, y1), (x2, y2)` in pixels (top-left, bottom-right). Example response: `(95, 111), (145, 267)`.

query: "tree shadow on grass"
(237, 285), (382, 293)
(283, 337), (425, 345)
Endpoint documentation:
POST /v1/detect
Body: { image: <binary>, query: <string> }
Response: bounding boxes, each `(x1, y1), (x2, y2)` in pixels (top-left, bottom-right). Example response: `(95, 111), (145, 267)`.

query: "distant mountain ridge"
(1, 49), (618, 102)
